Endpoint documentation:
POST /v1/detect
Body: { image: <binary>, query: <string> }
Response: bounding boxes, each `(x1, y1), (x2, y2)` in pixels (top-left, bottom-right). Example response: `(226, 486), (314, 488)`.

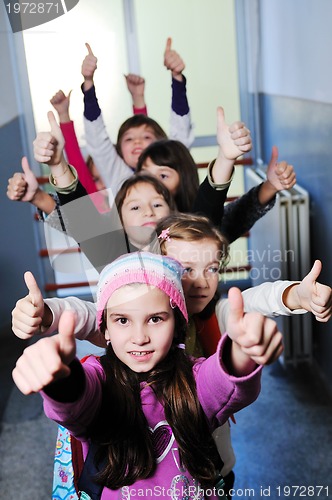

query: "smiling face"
(120, 126), (158, 168)
(120, 182), (171, 248)
(164, 238), (221, 315)
(104, 284), (175, 372)
(140, 157), (180, 195)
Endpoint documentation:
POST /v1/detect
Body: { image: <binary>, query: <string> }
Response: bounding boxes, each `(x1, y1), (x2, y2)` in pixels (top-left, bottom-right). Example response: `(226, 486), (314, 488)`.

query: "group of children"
(8, 40), (332, 500)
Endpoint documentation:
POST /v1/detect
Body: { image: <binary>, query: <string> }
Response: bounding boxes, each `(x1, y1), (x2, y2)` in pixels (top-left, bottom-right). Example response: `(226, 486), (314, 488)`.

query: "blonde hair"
(155, 213), (229, 271)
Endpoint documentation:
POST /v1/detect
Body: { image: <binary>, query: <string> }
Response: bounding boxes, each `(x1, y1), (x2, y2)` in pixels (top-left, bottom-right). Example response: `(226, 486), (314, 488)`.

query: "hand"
(266, 146), (296, 192)
(12, 271), (46, 339)
(33, 111), (65, 166)
(7, 157), (39, 202)
(216, 107), (252, 161)
(81, 42), (97, 86)
(226, 287), (284, 370)
(124, 74), (145, 98)
(50, 90), (72, 123)
(164, 37), (185, 81)
(12, 310), (77, 395)
(291, 260), (332, 322)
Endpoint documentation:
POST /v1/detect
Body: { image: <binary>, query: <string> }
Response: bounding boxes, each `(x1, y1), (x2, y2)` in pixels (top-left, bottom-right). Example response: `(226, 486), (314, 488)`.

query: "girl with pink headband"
(13, 251), (283, 500)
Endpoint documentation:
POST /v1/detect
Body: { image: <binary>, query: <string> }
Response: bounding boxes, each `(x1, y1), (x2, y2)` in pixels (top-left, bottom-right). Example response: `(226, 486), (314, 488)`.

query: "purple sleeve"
(81, 83), (101, 121)
(171, 76), (189, 116)
(42, 357), (105, 438)
(194, 334), (262, 429)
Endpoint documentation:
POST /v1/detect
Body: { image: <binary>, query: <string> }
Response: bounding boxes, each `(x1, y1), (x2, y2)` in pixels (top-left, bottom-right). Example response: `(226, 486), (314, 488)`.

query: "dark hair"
(114, 173), (177, 224)
(90, 307), (222, 489)
(136, 139), (200, 212)
(116, 114), (167, 158)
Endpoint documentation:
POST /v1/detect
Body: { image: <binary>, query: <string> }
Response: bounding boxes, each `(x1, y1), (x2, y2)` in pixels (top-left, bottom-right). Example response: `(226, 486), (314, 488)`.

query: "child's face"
(164, 238), (220, 315)
(140, 157), (180, 195)
(120, 126), (157, 168)
(104, 285), (175, 372)
(121, 182), (171, 248)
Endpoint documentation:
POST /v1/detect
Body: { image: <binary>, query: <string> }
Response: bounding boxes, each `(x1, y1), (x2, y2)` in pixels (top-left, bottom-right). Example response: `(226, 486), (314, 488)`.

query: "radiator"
(245, 167), (312, 365)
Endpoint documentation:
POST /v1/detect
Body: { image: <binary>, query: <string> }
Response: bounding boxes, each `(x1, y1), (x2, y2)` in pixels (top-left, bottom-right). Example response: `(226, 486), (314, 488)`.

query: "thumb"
(217, 106), (227, 129)
(85, 42), (94, 55)
(24, 271), (43, 308)
(21, 156), (32, 176)
(47, 110), (60, 135)
(57, 310), (77, 361)
(227, 287), (244, 324)
(67, 89), (72, 101)
(165, 37), (172, 52)
(269, 145), (279, 166)
(306, 260), (322, 285)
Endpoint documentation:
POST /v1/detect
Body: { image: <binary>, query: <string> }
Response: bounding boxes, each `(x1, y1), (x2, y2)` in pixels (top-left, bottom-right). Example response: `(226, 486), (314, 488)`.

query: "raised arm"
(50, 89), (108, 213)
(81, 43), (133, 193)
(7, 156), (56, 215)
(221, 146), (296, 243)
(192, 106), (251, 227)
(124, 73), (147, 115)
(12, 310), (77, 395)
(164, 37), (194, 148)
(12, 270), (105, 345)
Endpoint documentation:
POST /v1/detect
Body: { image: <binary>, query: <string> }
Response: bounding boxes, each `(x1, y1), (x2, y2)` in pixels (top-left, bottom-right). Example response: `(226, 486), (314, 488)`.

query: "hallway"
(0, 335), (331, 499)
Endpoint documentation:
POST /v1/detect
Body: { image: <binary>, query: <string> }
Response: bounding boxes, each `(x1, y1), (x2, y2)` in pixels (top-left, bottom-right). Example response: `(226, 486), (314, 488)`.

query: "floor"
(1, 333), (332, 500)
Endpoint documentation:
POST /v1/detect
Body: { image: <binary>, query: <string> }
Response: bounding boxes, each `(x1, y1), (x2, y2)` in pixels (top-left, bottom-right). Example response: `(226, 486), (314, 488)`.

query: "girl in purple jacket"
(12, 252), (281, 500)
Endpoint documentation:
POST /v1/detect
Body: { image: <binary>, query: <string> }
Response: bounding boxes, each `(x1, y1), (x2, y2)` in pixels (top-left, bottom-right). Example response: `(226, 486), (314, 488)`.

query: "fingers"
(12, 337), (71, 394)
(275, 161), (296, 188)
(33, 131), (56, 162)
(239, 317), (284, 365)
(11, 296), (43, 339)
(82, 43), (97, 79)
(164, 38), (185, 74)
(7, 172), (27, 200)
(125, 74), (145, 85)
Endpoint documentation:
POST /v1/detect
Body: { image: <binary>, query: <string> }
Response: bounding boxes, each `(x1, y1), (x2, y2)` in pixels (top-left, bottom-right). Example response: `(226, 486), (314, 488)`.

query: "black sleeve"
(220, 184), (276, 243)
(51, 181), (130, 273)
(43, 358), (86, 403)
(192, 177), (228, 227)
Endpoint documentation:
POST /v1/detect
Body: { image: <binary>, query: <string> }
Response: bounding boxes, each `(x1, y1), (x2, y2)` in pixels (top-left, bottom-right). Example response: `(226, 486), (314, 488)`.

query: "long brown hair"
(89, 307), (222, 489)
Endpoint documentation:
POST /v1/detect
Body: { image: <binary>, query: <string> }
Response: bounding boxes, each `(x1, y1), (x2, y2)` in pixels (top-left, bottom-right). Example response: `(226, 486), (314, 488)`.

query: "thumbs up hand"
(225, 287), (283, 375)
(164, 37), (185, 80)
(266, 146), (296, 192)
(7, 156), (39, 202)
(82, 42), (97, 90)
(12, 271), (47, 339)
(216, 106), (252, 161)
(12, 310), (77, 395)
(33, 111), (65, 166)
(285, 260), (332, 322)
